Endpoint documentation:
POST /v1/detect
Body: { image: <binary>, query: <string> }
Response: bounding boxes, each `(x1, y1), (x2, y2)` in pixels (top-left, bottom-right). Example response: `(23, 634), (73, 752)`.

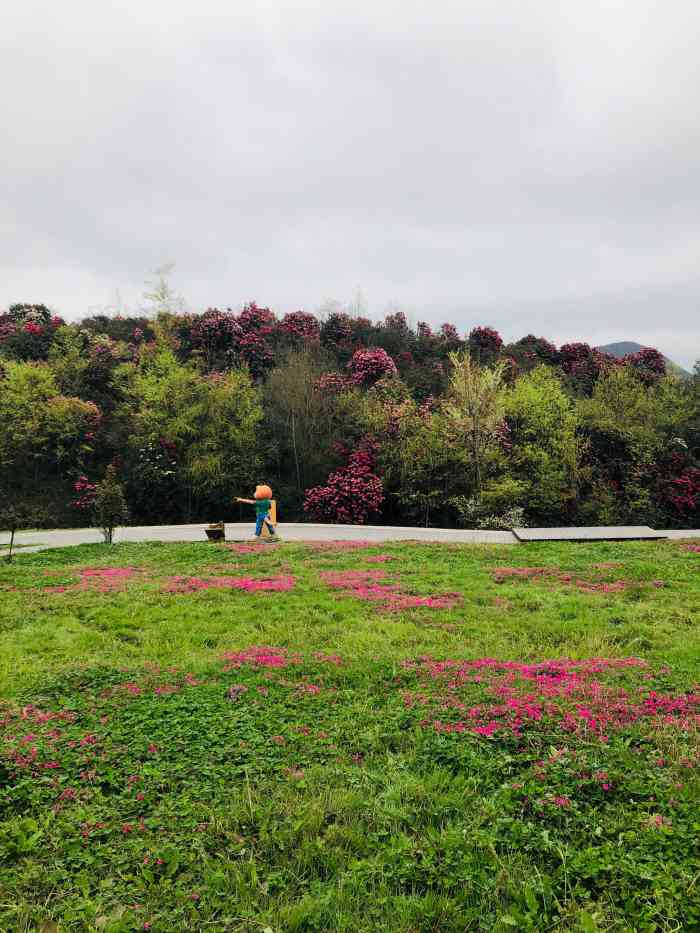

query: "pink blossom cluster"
(279, 310), (320, 343)
(623, 346), (667, 384)
(346, 347), (398, 387)
(665, 468), (700, 518)
(467, 326), (503, 358)
(71, 475), (98, 510)
(559, 342), (620, 390)
(303, 439), (384, 524)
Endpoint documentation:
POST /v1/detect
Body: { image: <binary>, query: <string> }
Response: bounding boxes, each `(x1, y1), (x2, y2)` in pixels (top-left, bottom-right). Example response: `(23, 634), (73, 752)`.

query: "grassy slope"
(0, 539), (699, 932)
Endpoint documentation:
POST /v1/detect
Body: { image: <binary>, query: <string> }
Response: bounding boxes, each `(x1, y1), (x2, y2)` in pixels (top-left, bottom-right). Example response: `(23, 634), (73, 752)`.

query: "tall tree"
(444, 353), (506, 496)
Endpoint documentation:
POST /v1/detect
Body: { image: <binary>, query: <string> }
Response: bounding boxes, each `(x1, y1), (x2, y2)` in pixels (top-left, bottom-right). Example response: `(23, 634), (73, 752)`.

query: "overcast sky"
(1, 0), (699, 366)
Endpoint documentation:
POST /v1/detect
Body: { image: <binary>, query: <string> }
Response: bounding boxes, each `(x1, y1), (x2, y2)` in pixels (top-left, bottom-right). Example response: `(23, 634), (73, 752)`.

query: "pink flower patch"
(492, 566), (661, 593)
(164, 575), (295, 594)
(319, 569), (461, 613)
(222, 646), (302, 670)
(304, 540), (376, 552)
(402, 655), (700, 744)
(43, 566), (142, 594)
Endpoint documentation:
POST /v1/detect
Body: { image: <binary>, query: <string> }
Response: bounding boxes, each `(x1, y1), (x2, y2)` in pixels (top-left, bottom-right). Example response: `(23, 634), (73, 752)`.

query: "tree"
(118, 346), (263, 521)
(578, 366), (694, 524)
(0, 361), (101, 522)
(506, 366), (582, 523)
(376, 401), (469, 526)
(93, 465), (129, 544)
(264, 348), (339, 506)
(467, 326), (503, 365)
(0, 495), (48, 561)
(444, 353), (506, 496)
(142, 264), (186, 318)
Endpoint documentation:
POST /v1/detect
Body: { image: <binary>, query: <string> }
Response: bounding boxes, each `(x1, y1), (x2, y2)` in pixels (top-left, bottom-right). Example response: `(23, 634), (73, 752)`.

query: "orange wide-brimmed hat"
(254, 484), (272, 499)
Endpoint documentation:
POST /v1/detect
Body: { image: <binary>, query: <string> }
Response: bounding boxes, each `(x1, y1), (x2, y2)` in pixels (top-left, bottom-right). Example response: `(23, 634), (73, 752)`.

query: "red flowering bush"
(0, 304), (64, 361)
(278, 311), (320, 344)
(559, 342), (619, 393)
(663, 467), (700, 520)
(438, 323), (463, 350)
(624, 346), (667, 384)
(468, 326), (503, 362)
(303, 440), (384, 523)
(508, 334), (560, 369)
(347, 348), (397, 387)
(187, 309), (241, 370)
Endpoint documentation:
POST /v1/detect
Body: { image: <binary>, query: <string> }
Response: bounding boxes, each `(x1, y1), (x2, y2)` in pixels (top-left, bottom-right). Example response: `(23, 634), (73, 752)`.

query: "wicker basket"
(205, 525), (225, 542)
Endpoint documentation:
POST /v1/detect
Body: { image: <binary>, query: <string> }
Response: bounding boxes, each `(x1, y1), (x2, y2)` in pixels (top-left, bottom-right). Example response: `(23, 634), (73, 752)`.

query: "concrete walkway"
(0, 522), (514, 555)
(1, 523), (698, 557)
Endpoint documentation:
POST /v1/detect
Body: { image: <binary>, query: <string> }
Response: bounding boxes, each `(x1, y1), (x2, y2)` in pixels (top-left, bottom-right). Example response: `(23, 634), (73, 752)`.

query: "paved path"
(1, 522), (514, 554)
(1, 523), (698, 557)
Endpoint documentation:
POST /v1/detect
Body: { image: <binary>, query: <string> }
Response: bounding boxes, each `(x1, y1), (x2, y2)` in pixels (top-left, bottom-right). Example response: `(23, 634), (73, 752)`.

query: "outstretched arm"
(235, 497), (255, 504)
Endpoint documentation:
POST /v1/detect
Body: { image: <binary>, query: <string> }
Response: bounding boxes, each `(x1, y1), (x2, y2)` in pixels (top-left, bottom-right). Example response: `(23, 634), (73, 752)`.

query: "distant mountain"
(596, 341), (691, 377)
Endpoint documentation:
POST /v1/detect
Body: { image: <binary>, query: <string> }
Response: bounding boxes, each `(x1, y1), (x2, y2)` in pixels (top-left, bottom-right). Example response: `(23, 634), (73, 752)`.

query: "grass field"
(1, 538), (699, 932)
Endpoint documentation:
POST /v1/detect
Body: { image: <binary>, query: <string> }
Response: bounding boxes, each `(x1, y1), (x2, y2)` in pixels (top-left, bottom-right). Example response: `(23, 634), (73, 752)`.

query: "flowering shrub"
(624, 346), (667, 384)
(303, 440), (384, 523)
(72, 466), (128, 543)
(559, 342), (619, 393)
(0, 304), (64, 361)
(347, 348), (397, 387)
(188, 309), (241, 369)
(278, 311), (320, 343)
(663, 467), (700, 520)
(468, 326), (503, 361)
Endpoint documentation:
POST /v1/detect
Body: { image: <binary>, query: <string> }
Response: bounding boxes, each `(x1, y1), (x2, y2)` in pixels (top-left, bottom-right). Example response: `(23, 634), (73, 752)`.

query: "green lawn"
(1, 538), (699, 932)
